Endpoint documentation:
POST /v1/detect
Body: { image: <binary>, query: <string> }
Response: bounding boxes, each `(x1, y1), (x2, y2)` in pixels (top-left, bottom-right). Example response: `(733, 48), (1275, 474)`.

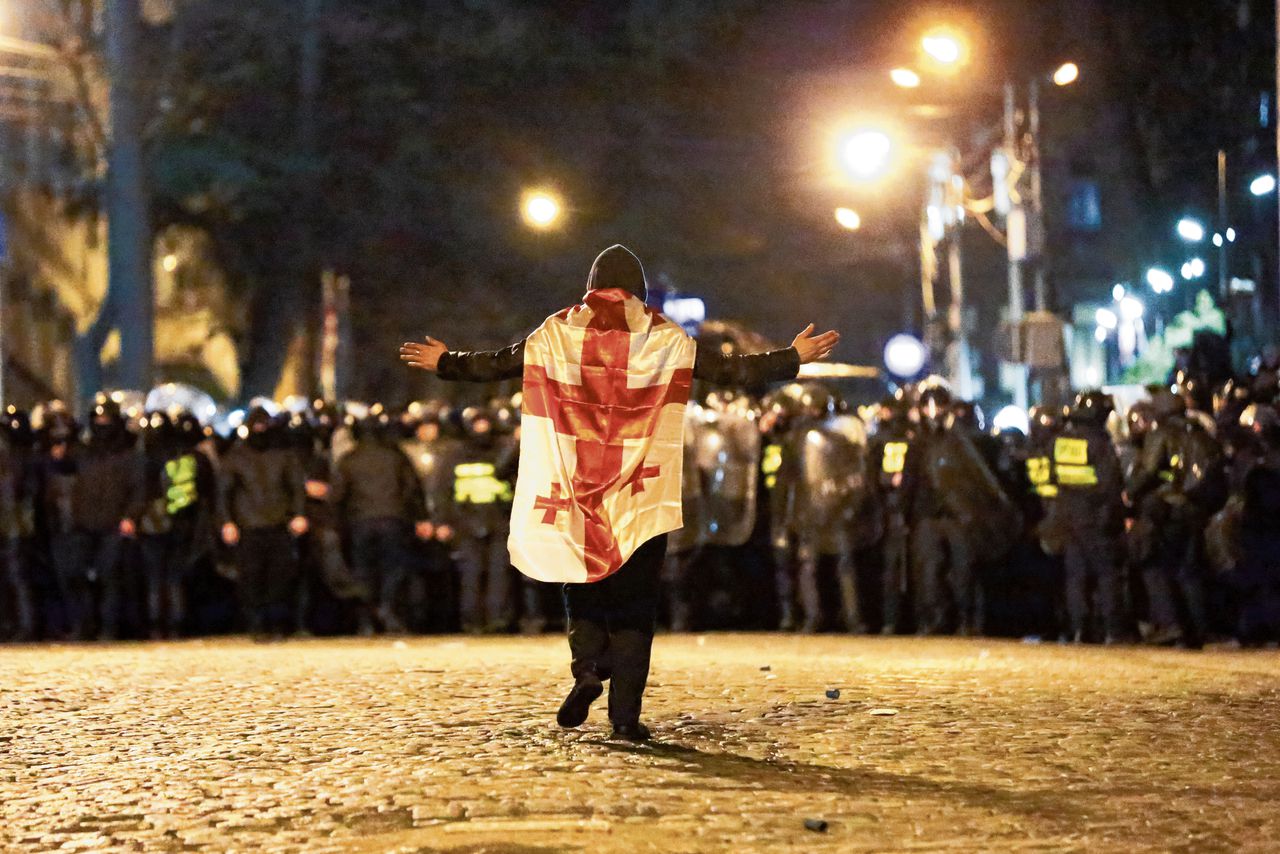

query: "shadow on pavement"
(595, 737), (1089, 832)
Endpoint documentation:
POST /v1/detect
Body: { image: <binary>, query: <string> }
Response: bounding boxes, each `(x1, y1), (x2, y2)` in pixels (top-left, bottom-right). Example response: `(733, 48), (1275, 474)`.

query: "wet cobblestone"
(2, 635), (1278, 851)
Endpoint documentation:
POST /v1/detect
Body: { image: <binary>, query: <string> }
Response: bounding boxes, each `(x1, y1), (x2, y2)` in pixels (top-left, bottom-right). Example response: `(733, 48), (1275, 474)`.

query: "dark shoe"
(556, 673), (603, 728)
(610, 721), (651, 742)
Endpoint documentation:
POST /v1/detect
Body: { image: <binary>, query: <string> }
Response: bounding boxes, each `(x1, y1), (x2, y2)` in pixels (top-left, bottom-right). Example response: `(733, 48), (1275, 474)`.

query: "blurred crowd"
(0, 349), (1278, 647)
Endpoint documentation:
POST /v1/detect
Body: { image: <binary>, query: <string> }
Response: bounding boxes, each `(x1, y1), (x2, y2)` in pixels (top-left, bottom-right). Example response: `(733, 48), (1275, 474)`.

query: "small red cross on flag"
(508, 288), (695, 583)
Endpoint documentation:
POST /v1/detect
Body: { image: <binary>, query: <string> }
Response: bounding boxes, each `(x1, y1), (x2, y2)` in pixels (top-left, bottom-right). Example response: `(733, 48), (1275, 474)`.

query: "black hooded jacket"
(437, 245), (801, 386)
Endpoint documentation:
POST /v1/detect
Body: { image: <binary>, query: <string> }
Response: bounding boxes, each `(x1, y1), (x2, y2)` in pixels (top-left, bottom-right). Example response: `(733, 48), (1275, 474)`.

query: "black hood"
(586, 244), (646, 301)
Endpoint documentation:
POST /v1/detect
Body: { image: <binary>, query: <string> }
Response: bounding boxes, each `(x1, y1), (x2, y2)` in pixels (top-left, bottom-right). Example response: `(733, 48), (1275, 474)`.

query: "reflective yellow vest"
(453, 461), (513, 504)
(1053, 436), (1098, 487)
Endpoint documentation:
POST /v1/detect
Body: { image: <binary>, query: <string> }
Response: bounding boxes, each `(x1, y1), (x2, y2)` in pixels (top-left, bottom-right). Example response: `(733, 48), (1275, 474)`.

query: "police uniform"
(871, 418), (917, 633)
(447, 430), (517, 632)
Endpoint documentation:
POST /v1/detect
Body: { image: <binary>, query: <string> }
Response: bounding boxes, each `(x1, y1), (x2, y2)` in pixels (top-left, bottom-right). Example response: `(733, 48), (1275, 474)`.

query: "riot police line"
(1, 364), (1278, 646)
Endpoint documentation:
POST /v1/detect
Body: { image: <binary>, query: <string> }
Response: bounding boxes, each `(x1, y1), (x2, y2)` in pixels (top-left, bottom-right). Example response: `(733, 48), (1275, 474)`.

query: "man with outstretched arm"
(400, 244), (838, 741)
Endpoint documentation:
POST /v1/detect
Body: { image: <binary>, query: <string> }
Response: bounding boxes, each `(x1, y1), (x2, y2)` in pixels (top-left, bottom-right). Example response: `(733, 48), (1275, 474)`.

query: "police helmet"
(915, 378), (953, 429)
(460, 405), (494, 438)
(1068, 390), (1115, 426)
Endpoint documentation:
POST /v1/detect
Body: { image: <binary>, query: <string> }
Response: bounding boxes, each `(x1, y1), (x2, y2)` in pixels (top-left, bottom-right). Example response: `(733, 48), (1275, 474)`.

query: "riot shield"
(773, 416), (871, 554)
(926, 430), (1023, 559)
(691, 402), (761, 547)
(668, 403), (706, 554)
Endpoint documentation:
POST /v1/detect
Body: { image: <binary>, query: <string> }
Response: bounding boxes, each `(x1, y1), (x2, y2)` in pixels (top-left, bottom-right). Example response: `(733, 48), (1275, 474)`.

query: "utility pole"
(1218, 148), (1230, 300)
(1003, 82), (1028, 410)
(104, 0), (153, 390)
(945, 151), (973, 400)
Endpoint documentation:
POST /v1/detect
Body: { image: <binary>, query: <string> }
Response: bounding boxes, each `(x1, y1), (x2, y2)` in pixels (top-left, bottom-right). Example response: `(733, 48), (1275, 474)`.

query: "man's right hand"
(399, 336), (449, 373)
(791, 323), (840, 364)
(221, 522), (240, 546)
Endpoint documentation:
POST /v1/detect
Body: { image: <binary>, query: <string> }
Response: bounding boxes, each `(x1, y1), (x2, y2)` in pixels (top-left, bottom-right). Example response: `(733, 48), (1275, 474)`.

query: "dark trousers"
(563, 534), (665, 728)
(1142, 507), (1209, 644)
(1062, 529), (1122, 640)
(912, 516), (976, 634)
(139, 513), (199, 638)
(880, 515), (911, 632)
(236, 525), (298, 635)
(49, 530), (127, 640)
(0, 536), (35, 640)
(351, 517), (409, 628)
(455, 532), (512, 631)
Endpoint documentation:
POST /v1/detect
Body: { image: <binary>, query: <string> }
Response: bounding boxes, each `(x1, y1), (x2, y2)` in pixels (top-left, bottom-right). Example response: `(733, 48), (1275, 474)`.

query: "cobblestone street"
(2, 635), (1278, 852)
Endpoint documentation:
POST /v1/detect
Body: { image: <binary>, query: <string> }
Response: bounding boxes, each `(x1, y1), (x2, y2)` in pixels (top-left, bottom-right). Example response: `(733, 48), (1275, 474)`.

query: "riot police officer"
(218, 406), (308, 638)
(447, 406), (517, 632)
(135, 411), (217, 639)
(1052, 391), (1126, 643)
(331, 406), (430, 634)
(1127, 388), (1227, 647)
(869, 391), (919, 634)
(0, 408), (37, 640)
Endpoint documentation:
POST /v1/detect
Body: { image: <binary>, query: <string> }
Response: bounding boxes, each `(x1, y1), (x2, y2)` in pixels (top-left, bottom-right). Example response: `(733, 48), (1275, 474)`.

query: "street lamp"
(921, 27), (969, 69)
(1146, 267), (1174, 294)
(1181, 257), (1206, 280)
(1176, 217), (1205, 243)
(834, 207), (862, 230)
(1051, 62), (1080, 87)
(521, 189), (562, 230)
(838, 129), (893, 180)
(1250, 173), (1276, 196)
(890, 68), (921, 89)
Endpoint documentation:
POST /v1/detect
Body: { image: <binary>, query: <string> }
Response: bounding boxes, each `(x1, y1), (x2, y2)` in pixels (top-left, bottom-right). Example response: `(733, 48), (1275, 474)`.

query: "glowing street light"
(890, 67), (921, 88)
(162, 254), (179, 273)
(1095, 307), (1118, 330)
(839, 129), (894, 180)
(1146, 267), (1174, 294)
(1181, 257), (1206, 280)
(1176, 217), (1205, 243)
(1119, 295), (1145, 321)
(884, 333), (927, 378)
(521, 190), (562, 230)
(834, 207), (862, 230)
(1052, 62), (1080, 87)
(1250, 173), (1277, 196)
(921, 28), (968, 68)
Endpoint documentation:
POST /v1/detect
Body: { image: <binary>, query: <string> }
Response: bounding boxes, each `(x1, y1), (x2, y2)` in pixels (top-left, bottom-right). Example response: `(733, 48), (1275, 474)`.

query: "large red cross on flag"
(509, 287), (695, 583)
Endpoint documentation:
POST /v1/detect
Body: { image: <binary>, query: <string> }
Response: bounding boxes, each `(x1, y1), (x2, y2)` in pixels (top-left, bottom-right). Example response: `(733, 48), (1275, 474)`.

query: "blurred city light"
(1176, 217), (1205, 242)
(1095, 307), (1118, 330)
(1146, 267), (1174, 293)
(162, 254), (179, 273)
(1119, 295), (1146, 320)
(834, 207), (862, 230)
(1213, 232), (1224, 247)
(521, 190), (562, 229)
(884, 333), (927, 378)
(993, 405), (1029, 434)
(1250, 174), (1276, 196)
(1052, 62), (1080, 87)
(1226, 227), (1237, 242)
(1112, 284), (1127, 301)
(1094, 326), (1109, 343)
(921, 27), (969, 68)
(890, 68), (921, 88)
(1181, 257), (1206, 280)
(839, 129), (894, 180)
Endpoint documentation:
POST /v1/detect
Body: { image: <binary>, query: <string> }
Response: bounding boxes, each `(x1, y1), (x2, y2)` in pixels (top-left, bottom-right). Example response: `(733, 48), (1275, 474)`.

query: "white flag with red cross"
(508, 287), (696, 583)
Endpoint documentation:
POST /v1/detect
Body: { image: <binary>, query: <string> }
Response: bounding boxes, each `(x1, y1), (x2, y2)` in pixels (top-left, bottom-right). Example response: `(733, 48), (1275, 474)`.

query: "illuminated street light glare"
(1112, 284), (1126, 301)
(993, 405), (1030, 435)
(1146, 267), (1174, 294)
(1095, 307), (1118, 330)
(1181, 257), (1206, 280)
(1250, 174), (1277, 196)
(834, 207), (862, 230)
(1212, 233), (1224, 247)
(1094, 326), (1109, 343)
(1052, 62), (1080, 87)
(1119, 296), (1145, 321)
(1226, 227), (1237, 242)
(921, 29), (967, 67)
(1176, 217), (1205, 243)
(890, 68), (921, 88)
(162, 254), (179, 273)
(884, 333), (927, 378)
(521, 190), (562, 229)
(840, 129), (893, 180)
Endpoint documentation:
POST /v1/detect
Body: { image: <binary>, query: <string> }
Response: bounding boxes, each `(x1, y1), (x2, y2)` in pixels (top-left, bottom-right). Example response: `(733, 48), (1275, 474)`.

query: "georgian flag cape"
(508, 287), (695, 583)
